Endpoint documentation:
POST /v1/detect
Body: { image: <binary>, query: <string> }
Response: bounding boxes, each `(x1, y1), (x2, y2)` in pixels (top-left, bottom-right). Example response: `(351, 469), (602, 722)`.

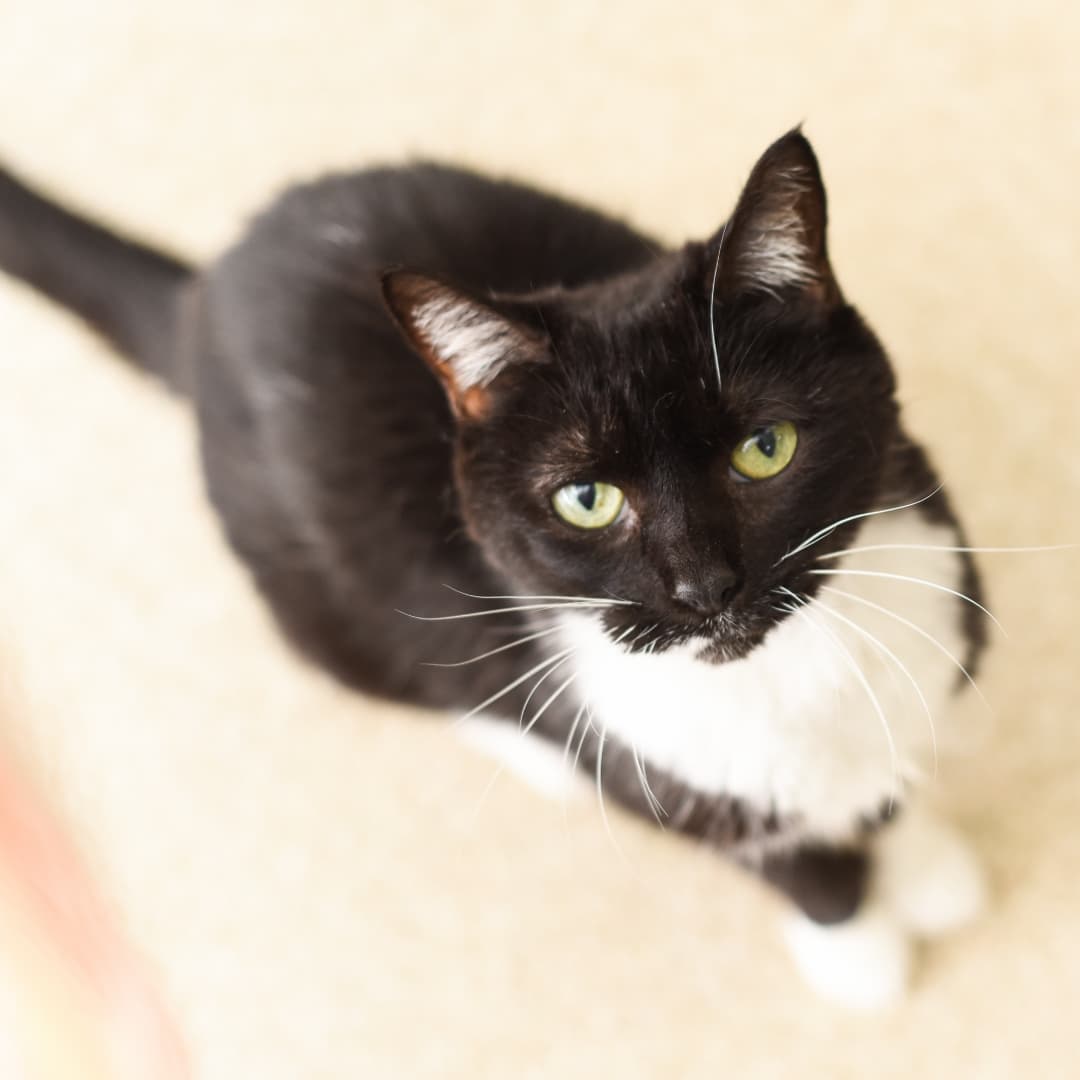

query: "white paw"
(876, 808), (988, 937)
(782, 906), (912, 1011)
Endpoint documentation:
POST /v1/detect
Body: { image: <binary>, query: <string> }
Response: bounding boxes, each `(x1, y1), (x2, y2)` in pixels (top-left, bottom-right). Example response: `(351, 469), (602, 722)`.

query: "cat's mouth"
(603, 604), (779, 665)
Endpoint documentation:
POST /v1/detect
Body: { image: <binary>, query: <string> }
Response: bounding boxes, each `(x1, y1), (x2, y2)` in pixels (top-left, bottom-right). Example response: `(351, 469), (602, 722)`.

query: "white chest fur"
(559, 509), (973, 840)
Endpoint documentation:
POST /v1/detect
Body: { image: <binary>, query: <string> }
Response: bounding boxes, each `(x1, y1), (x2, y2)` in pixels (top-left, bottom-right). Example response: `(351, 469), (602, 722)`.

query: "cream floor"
(1, 3), (1079, 1076)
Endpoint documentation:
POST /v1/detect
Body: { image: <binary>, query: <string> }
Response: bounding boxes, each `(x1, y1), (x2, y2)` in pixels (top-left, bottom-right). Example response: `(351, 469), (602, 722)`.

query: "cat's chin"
(692, 632), (767, 665)
(662, 613), (777, 665)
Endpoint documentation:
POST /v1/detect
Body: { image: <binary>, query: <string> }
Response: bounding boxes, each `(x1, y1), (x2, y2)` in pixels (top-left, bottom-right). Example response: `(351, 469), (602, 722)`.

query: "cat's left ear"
(714, 129), (841, 308)
(381, 271), (547, 421)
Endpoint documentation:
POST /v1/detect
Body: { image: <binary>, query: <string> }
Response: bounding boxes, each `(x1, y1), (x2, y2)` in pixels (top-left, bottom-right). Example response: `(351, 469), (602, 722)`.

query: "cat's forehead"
(549, 297), (812, 432)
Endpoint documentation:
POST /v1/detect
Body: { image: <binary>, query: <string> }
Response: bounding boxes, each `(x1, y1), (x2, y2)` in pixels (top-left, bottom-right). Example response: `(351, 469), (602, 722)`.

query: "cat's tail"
(0, 165), (194, 392)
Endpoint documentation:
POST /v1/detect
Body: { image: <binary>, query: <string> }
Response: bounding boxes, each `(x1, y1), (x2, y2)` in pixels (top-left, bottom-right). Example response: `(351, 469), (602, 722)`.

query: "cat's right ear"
(381, 271), (547, 421)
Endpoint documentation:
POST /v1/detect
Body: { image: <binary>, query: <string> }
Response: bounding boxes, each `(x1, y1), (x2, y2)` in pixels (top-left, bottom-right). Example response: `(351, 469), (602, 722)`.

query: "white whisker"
(808, 567), (1006, 635)
(518, 653), (575, 729)
(521, 673), (577, 741)
(595, 723), (618, 848)
(776, 486), (943, 565)
(456, 647), (573, 725)
(815, 542), (1078, 561)
(399, 600), (619, 622)
(632, 745), (665, 824)
(708, 221), (729, 393)
(423, 625), (562, 668)
(442, 584), (637, 605)
(777, 587), (900, 806)
(469, 670), (578, 821)
(817, 584), (989, 709)
(571, 705), (596, 777)
(562, 700), (589, 775)
(608, 624), (637, 649)
(814, 597), (938, 777)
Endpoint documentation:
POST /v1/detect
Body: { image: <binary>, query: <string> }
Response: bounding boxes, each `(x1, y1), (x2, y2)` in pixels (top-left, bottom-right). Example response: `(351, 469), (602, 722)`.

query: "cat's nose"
(671, 567), (740, 616)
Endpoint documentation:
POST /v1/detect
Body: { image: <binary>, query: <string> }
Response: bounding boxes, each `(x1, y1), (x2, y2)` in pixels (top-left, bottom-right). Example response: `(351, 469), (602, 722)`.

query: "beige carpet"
(2, 3), (1079, 1076)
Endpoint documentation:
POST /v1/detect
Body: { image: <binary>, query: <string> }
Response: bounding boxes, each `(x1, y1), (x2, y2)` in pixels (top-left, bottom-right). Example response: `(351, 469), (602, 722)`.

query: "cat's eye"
(731, 421), (798, 481)
(552, 482), (625, 529)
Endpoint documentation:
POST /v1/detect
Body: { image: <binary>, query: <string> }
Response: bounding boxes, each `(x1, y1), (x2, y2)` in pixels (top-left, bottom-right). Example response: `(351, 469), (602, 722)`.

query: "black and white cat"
(0, 130), (988, 1008)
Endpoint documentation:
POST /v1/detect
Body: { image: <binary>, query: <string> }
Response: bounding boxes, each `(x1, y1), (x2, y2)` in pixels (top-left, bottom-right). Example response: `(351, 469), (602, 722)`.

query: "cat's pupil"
(574, 483), (597, 510)
(756, 429), (777, 458)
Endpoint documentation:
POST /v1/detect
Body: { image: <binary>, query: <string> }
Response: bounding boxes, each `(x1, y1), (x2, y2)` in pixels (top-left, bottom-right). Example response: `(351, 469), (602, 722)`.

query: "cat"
(0, 130), (989, 1008)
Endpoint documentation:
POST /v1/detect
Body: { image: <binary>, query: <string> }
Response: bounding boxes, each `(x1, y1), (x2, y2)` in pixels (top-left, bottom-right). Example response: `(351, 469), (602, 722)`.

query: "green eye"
(552, 482), (625, 529)
(731, 421), (798, 480)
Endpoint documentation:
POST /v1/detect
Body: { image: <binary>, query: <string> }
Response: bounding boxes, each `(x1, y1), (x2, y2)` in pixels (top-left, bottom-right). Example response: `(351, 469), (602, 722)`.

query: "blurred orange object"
(0, 735), (191, 1079)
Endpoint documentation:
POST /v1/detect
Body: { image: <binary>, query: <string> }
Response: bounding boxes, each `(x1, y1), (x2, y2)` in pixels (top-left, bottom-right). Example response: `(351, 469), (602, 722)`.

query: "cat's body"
(190, 164), (664, 714)
(0, 132), (988, 1008)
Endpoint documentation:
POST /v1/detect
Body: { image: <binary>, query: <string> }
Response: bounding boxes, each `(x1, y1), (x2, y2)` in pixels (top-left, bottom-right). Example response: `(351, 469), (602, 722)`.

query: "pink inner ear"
(458, 384), (493, 421)
(0, 739), (191, 1078)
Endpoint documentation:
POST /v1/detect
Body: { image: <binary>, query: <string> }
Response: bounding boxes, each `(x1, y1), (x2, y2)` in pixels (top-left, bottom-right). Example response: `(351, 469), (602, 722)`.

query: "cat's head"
(383, 130), (900, 661)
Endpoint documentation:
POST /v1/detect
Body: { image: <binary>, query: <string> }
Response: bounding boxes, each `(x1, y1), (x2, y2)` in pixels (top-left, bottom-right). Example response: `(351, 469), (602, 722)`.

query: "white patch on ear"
(412, 294), (519, 390)
(734, 168), (820, 297)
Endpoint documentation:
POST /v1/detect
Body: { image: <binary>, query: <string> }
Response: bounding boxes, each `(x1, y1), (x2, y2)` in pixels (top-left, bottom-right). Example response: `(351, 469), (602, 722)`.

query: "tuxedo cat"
(0, 130), (988, 1008)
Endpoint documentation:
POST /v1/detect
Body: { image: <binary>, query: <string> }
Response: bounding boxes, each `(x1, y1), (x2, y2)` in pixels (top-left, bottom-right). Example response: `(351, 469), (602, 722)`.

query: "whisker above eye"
(807, 567), (1006, 636)
(708, 222), (728, 395)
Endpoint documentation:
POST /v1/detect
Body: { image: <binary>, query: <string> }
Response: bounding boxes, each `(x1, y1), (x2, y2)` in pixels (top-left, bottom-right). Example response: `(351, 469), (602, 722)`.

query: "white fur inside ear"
(412, 295), (518, 390)
(782, 905), (912, 1011)
(735, 168), (819, 296)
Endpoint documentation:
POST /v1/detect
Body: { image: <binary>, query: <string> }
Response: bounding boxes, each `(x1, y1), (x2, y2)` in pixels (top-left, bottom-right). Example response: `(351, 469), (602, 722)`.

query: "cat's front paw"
(782, 905), (911, 1011)
(875, 808), (988, 938)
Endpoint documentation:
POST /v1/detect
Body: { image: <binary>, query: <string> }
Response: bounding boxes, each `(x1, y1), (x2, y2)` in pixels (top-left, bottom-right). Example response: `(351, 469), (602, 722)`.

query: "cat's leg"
(766, 804), (987, 1009)
(578, 742), (914, 1009)
(759, 842), (913, 1011)
(457, 716), (984, 1009)
(760, 843), (869, 926)
(873, 802), (988, 937)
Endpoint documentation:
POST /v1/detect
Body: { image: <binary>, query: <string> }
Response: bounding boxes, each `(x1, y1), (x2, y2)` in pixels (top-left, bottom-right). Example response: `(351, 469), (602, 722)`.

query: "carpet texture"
(2, 4), (1078, 1076)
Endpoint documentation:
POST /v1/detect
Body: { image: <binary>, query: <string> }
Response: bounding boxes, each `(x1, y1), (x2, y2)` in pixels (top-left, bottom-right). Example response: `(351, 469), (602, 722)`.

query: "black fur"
(0, 132), (985, 924)
(0, 169), (190, 383)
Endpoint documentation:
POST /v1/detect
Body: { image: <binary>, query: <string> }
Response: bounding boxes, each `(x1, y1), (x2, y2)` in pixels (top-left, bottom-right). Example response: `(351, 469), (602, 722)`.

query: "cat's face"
(385, 131), (900, 661)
